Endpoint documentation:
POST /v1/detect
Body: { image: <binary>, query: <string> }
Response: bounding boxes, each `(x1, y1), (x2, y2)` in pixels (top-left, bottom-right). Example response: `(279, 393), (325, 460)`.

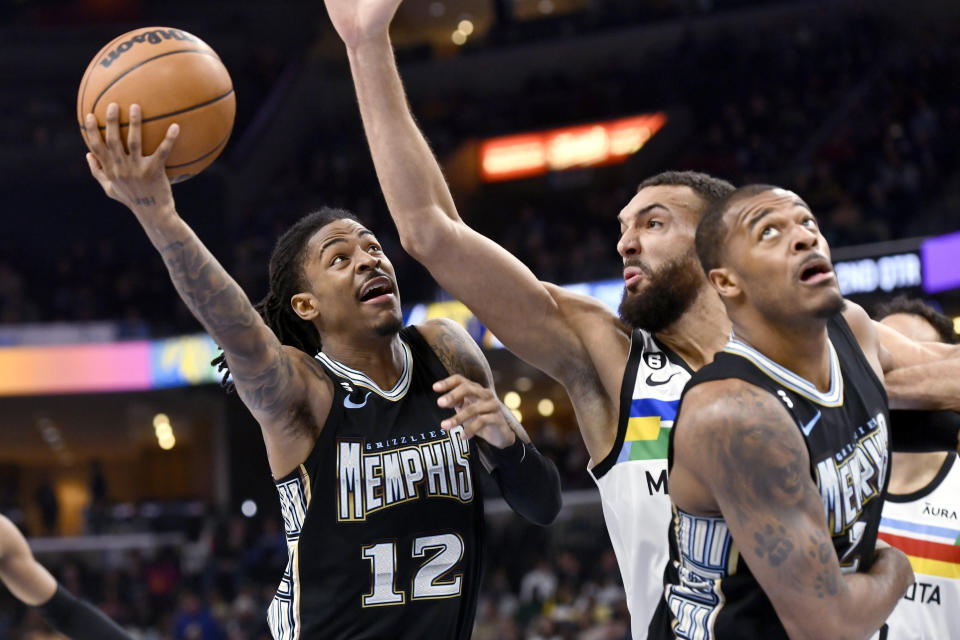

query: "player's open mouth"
(358, 276), (394, 303)
(797, 256), (834, 285)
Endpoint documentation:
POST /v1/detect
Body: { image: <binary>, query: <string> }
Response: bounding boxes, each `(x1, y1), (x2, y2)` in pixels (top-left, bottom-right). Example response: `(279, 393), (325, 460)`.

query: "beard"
(813, 290), (846, 320)
(618, 250), (704, 334)
(374, 314), (404, 337)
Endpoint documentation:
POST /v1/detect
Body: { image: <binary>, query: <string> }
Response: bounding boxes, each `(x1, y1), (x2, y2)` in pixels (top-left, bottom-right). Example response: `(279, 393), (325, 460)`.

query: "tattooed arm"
(670, 380), (913, 640)
(418, 319), (562, 525)
(82, 103), (328, 477)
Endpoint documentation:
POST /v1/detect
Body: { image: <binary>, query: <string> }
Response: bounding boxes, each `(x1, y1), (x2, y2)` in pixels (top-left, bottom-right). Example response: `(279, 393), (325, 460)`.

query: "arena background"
(1, 0), (958, 637)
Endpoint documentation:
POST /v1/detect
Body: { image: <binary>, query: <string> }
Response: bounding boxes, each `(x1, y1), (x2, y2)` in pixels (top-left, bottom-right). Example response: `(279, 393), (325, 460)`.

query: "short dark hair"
(213, 207), (360, 390)
(695, 183), (778, 275)
(874, 295), (958, 344)
(637, 171), (735, 215)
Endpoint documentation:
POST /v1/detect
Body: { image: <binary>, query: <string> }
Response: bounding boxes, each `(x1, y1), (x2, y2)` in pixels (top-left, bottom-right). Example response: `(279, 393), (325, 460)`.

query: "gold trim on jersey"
(268, 463), (313, 639)
(316, 339), (413, 401)
(724, 335), (844, 407)
(293, 463), (310, 637)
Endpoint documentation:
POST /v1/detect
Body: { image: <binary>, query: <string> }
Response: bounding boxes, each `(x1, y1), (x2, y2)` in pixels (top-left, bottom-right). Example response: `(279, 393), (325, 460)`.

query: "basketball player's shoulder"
(678, 378), (785, 440)
(675, 378), (802, 469)
(839, 299), (875, 342)
(838, 300), (885, 371)
(282, 344), (335, 393)
(682, 376), (757, 414)
(413, 318), (489, 383)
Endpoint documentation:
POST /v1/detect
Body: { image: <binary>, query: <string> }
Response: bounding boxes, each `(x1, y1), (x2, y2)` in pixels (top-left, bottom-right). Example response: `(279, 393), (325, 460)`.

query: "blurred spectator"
(33, 481), (58, 536)
(173, 590), (224, 640)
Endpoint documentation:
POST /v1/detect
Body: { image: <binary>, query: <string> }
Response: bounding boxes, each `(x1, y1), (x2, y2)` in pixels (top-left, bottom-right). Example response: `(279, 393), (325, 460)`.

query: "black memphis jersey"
(649, 314), (890, 640)
(267, 326), (485, 640)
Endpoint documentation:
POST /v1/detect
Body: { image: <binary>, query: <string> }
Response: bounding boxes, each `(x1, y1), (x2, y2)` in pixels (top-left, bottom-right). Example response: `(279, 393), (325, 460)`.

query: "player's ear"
(291, 293), (320, 322)
(709, 267), (741, 299)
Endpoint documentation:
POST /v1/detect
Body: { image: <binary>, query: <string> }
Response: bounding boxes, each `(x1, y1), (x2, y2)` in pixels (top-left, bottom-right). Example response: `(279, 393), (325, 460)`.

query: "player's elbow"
(517, 498), (561, 527)
(396, 207), (457, 260)
(528, 489), (563, 527)
(782, 611), (879, 640)
(497, 458), (563, 526)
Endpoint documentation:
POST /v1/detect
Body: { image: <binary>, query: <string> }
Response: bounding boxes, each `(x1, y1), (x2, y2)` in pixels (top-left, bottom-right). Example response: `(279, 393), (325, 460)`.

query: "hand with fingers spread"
(323, 0), (403, 48)
(434, 375), (518, 449)
(83, 102), (180, 221)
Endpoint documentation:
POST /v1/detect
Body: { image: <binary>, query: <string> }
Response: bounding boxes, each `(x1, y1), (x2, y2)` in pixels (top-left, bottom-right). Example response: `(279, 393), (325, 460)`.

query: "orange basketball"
(77, 26), (236, 183)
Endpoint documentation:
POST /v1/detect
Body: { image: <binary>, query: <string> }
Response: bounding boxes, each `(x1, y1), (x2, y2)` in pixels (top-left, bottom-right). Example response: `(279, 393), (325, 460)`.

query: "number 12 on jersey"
(361, 532), (464, 606)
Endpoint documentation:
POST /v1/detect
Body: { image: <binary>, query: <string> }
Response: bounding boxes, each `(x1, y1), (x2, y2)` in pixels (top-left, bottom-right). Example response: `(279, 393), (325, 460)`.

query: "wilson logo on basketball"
(98, 29), (201, 69)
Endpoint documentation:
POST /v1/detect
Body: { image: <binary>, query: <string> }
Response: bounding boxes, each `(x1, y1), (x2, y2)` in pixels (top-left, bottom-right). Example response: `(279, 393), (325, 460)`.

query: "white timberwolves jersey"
(876, 452), (960, 640)
(589, 329), (692, 639)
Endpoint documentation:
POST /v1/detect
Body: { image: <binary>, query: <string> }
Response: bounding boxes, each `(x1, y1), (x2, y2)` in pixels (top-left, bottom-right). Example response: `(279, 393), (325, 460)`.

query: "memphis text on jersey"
(664, 411), (890, 639)
(814, 411), (888, 552)
(337, 425), (474, 521)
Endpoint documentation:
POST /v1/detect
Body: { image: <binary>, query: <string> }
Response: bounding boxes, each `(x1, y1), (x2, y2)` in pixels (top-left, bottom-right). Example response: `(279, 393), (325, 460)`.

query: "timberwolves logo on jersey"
(338, 425), (474, 521)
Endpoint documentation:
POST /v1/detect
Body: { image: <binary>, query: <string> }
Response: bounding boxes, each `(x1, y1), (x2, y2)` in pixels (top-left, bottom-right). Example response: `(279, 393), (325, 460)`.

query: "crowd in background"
(1, 10), (959, 330)
(1, 2), (959, 639)
(1, 486), (626, 639)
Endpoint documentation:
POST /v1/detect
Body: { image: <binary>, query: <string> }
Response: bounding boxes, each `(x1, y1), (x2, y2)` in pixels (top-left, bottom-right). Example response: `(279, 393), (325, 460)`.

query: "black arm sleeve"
(35, 584), (133, 640)
(484, 439), (562, 526)
(889, 410), (960, 452)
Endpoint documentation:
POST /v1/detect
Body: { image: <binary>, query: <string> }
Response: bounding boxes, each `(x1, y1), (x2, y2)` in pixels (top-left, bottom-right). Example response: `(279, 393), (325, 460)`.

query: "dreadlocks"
(212, 207), (360, 391)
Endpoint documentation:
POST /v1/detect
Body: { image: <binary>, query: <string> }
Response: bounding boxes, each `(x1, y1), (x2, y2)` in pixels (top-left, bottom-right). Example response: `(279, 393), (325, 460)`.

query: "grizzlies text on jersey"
(267, 326), (485, 640)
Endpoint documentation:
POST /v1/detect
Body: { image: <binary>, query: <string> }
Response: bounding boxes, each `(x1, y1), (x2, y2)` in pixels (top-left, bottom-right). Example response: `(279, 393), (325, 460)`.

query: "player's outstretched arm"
(419, 319), (562, 525)
(82, 103), (327, 475)
(843, 302), (960, 411)
(322, 0), (599, 383)
(0, 515), (132, 640)
(672, 381), (914, 640)
(0, 515), (55, 606)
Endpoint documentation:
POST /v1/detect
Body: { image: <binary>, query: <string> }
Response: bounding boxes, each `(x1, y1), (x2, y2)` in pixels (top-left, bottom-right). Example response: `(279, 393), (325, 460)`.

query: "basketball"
(77, 26), (236, 183)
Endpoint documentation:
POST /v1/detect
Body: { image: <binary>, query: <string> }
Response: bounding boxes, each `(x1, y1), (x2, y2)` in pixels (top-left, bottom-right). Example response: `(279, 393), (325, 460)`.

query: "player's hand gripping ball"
(77, 26), (235, 183)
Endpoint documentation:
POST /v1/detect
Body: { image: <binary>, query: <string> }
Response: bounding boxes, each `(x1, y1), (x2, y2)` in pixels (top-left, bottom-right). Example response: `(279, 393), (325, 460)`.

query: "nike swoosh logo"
(645, 371), (680, 387)
(343, 391), (372, 409)
(800, 411), (822, 436)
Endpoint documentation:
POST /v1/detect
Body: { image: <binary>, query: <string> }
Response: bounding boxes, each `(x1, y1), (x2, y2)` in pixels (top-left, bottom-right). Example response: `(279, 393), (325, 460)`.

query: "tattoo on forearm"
(807, 534), (833, 564)
(709, 385), (831, 582)
(134, 195), (157, 206)
(807, 531), (841, 598)
(158, 237), (259, 337)
(155, 231), (304, 418)
(753, 523), (794, 567)
(703, 385), (854, 602)
(813, 567), (841, 599)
